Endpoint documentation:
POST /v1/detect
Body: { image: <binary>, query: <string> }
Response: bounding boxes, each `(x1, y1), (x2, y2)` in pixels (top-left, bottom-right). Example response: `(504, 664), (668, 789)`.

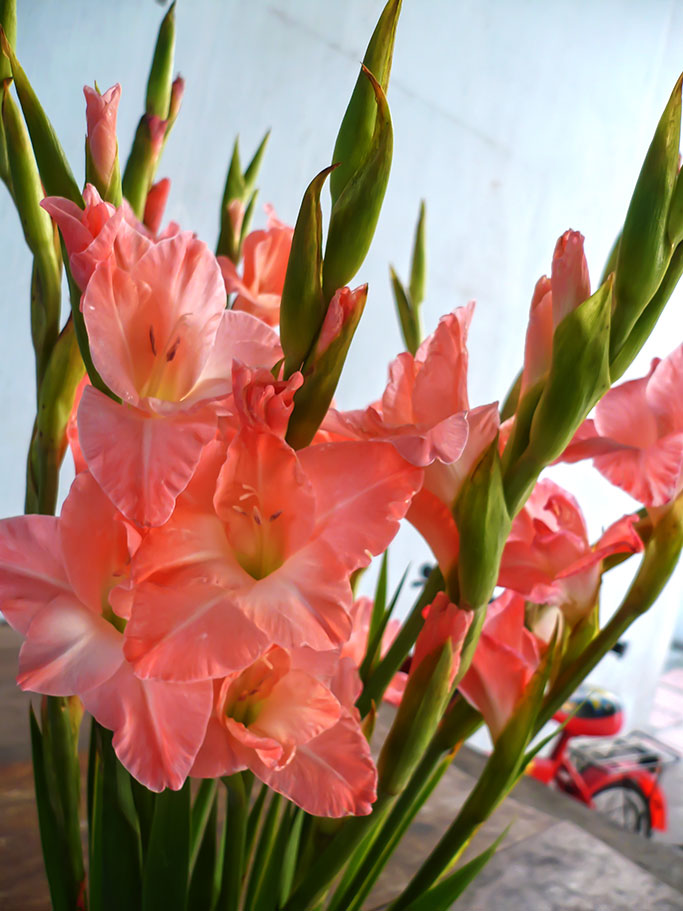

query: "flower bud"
(84, 83), (121, 202)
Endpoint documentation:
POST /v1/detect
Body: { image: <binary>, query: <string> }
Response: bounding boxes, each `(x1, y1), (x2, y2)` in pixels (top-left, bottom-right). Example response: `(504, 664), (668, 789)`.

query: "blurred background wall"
(2, 0), (683, 731)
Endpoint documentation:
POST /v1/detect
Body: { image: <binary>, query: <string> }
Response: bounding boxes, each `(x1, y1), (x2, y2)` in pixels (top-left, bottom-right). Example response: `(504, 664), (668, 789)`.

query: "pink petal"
(521, 286), (553, 394)
(411, 306), (473, 422)
(0, 515), (69, 633)
(646, 345), (683, 434)
(124, 578), (269, 681)
(18, 595), (122, 695)
(78, 386), (217, 527)
(248, 712), (377, 817)
(254, 668), (341, 755)
(243, 539), (353, 650)
(59, 472), (131, 612)
(380, 353), (417, 425)
(299, 441), (423, 572)
(550, 230), (590, 326)
(406, 488), (460, 574)
(191, 715), (247, 778)
(412, 592), (472, 687)
(83, 663), (213, 791)
(594, 370), (659, 448)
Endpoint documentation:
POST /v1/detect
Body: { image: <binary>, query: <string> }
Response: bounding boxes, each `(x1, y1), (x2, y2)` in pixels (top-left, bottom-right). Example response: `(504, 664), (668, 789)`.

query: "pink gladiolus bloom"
(0, 472), (212, 791)
(412, 592), (473, 687)
(342, 596), (407, 705)
(558, 346), (683, 507)
(520, 230), (590, 397)
(459, 589), (544, 740)
(218, 206), (294, 326)
(144, 177), (171, 235)
(84, 83), (121, 188)
(228, 361), (303, 437)
(192, 646), (377, 816)
(498, 478), (643, 626)
(324, 306), (474, 467)
(78, 233), (283, 526)
(123, 430), (422, 681)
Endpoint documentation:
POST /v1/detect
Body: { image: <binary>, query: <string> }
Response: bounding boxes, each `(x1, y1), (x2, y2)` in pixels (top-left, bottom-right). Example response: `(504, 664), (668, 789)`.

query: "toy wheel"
(591, 779), (652, 837)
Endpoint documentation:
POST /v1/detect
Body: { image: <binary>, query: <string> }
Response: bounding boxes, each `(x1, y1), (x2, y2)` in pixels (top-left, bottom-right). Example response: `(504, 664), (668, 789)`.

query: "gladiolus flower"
(0, 472), (212, 791)
(192, 646), (377, 816)
(411, 591), (472, 687)
(558, 345), (683, 507)
(144, 177), (171, 235)
(498, 478), (643, 626)
(218, 206), (294, 326)
(77, 231), (283, 526)
(459, 589), (544, 740)
(123, 430), (422, 680)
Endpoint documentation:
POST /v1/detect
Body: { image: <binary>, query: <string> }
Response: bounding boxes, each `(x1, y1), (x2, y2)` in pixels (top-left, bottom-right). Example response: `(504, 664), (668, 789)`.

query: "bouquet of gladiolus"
(2, 1), (683, 909)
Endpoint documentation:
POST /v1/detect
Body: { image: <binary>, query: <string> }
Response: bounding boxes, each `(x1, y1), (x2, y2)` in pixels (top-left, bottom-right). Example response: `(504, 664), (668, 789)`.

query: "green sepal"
(0, 0), (15, 82)
(285, 282), (367, 449)
(323, 67), (393, 299)
(409, 199), (426, 307)
(390, 266), (420, 355)
(611, 75), (682, 360)
(146, 2), (176, 119)
(243, 129), (270, 195)
(188, 794), (218, 911)
(610, 243), (683, 381)
(399, 828), (508, 911)
(89, 724), (143, 911)
(280, 164), (335, 377)
(455, 436), (510, 610)
(0, 29), (81, 204)
(216, 138), (245, 261)
(506, 278), (612, 514)
(3, 81), (61, 381)
(330, 0), (401, 205)
(141, 781), (190, 911)
(377, 642), (453, 796)
(122, 115), (160, 219)
(29, 704), (84, 911)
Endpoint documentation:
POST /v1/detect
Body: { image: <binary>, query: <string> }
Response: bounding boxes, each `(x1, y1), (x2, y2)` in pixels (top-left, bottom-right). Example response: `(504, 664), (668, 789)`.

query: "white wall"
(2, 0), (683, 725)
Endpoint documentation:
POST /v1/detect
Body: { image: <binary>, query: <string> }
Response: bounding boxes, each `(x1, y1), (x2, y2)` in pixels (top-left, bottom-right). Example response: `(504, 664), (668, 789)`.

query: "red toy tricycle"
(528, 684), (679, 836)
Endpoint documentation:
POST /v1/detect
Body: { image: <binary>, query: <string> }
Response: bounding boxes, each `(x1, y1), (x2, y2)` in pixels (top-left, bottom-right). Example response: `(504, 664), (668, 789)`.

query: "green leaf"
(279, 807), (304, 906)
(188, 794), (218, 911)
(330, 0), (401, 205)
(146, 2), (176, 119)
(141, 782), (190, 911)
(90, 724), (143, 911)
(243, 793), (283, 911)
(216, 775), (248, 911)
(611, 75), (681, 360)
(359, 550), (389, 683)
(280, 165), (335, 376)
(190, 778), (218, 871)
(243, 129), (270, 194)
(400, 828), (508, 911)
(0, 29), (81, 204)
(29, 705), (79, 911)
(323, 67), (393, 298)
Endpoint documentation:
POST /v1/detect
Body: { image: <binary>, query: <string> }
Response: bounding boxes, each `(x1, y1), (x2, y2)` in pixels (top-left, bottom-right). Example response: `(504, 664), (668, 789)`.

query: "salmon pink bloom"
(324, 306), (474, 467)
(227, 361), (303, 437)
(459, 590), (544, 740)
(558, 346), (683, 507)
(0, 472), (212, 791)
(192, 646), (377, 816)
(123, 430), (422, 681)
(520, 230), (591, 397)
(218, 206), (294, 326)
(411, 592), (472, 687)
(84, 83), (121, 189)
(78, 233), (283, 526)
(498, 478), (643, 626)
